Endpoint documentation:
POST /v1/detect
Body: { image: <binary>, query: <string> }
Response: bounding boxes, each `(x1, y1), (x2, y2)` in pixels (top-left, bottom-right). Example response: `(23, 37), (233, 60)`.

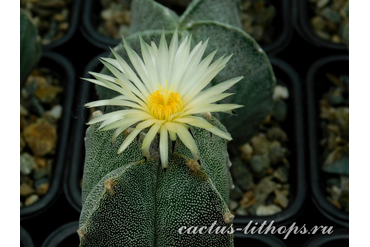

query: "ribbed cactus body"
(79, 115), (234, 246)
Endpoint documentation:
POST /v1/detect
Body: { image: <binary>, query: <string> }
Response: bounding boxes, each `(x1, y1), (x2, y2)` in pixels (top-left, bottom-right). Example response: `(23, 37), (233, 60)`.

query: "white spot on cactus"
(92, 110), (103, 118)
(223, 213), (235, 224)
(186, 159), (201, 173)
(227, 158), (232, 168)
(104, 178), (115, 196)
(77, 228), (85, 240)
(202, 112), (212, 121)
(125, 127), (135, 134)
(187, 22), (193, 28)
(164, 8), (170, 16)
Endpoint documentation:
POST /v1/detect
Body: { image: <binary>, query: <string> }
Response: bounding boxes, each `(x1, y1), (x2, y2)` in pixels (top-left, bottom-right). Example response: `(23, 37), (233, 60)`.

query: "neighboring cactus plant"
(20, 9), (41, 87)
(79, 0), (276, 246)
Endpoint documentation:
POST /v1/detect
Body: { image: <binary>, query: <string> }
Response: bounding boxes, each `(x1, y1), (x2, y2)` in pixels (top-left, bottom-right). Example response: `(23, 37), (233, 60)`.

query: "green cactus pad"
(79, 115), (234, 246)
(179, 0), (242, 29)
(187, 21), (276, 143)
(129, 0), (180, 35)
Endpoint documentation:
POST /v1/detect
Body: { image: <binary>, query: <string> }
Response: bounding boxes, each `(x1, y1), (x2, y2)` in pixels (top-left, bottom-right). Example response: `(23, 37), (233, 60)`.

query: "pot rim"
(20, 226), (35, 247)
(42, 0), (82, 50)
(41, 221), (79, 247)
(234, 231), (287, 247)
(64, 51), (110, 212)
(302, 228), (348, 247)
(306, 55), (349, 228)
(294, 0), (348, 50)
(21, 52), (75, 220)
(233, 57), (307, 226)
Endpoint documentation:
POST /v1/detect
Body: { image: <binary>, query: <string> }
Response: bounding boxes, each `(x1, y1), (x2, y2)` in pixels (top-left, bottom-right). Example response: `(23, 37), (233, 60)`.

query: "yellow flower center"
(147, 81), (182, 120)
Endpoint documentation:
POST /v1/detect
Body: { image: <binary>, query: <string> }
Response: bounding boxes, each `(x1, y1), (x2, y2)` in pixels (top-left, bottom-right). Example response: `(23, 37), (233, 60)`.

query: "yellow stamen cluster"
(147, 83), (183, 121)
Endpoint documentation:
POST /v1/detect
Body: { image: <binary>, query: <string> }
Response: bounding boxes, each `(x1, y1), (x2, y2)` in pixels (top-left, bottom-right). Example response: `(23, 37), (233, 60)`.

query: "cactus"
(20, 9), (41, 87)
(98, 0), (276, 143)
(79, 112), (234, 246)
(79, 0), (276, 246)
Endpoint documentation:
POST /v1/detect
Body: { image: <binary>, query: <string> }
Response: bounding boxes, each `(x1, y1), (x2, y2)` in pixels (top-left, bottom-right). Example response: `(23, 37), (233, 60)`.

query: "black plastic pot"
(81, 0), (292, 55)
(21, 52), (75, 220)
(294, 0), (347, 50)
(41, 221), (79, 247)
(64, 52), (110, 212)
(234, 232), (287, 247)
(254, 0), (293, 56)
(81, 0), (120, 50)
(233, 57), (307, 227)
(20, 226), (34, 247)
(306, 55), (349, 228)
(42, 0), (82, 50)
(302, 228), (348, 247)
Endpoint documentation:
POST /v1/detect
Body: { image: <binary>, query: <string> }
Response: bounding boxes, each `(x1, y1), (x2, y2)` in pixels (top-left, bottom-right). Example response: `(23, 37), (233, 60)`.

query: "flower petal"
(169, 34), (191, 91)
(179, 49), (218, 98)
(118, 129), (142, 154)
(159, 125), (169, 168)
(183, 93), (234, 112)
(174, 116), (232, 140)
(84, 98), (145, 111)
(116, 118), (159, 154)
(110, 47), (153, 95)
(102, 117), (142, 131)
(142, 122), (162, 150)
(188, 76), (243, 105)
(120, 40), (151, 96)
(183, 54), (233, 104)
(158, 32), (169, 86)
(87, 110), (127, 125)
(100, 59), (148, 102)
(83, 77), (127, 96)
(181, 103), (243, 116)
(176, 124), (199, 159)
(176, 39), (208, 93)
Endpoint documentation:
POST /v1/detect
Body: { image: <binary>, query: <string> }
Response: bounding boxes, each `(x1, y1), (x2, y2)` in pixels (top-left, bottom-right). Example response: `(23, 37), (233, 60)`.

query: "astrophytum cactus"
(79, 112), (235, 246)
(79, 0), (276, 246)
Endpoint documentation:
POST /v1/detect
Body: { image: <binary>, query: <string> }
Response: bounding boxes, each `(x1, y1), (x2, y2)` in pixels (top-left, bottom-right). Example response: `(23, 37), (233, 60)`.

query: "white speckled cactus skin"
(79, 115), (234, 246)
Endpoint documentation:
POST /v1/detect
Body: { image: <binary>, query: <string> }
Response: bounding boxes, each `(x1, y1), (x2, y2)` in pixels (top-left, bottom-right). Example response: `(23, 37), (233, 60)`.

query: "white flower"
(84, 31), (243, 168)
